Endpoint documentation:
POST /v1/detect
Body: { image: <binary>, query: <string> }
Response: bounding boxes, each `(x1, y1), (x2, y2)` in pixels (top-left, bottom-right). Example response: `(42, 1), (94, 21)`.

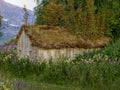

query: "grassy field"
(0, 71), (119, 90)
(0, 39), (120, 90)
(0, 73), (81, 90)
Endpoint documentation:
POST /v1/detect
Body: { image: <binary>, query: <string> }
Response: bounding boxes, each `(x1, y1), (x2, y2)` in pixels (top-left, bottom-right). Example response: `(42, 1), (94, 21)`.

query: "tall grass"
(0, 39), (120, 89)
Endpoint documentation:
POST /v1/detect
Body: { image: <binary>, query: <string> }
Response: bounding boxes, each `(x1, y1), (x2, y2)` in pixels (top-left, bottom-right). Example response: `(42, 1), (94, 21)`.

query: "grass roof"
(16, 25), (111, 49)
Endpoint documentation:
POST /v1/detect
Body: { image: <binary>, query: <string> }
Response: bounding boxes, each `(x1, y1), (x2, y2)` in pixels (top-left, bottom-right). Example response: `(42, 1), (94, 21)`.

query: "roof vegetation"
(16, 25), (110, 49)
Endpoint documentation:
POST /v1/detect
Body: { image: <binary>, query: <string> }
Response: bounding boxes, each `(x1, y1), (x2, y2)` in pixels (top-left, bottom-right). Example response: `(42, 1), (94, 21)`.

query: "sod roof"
(16, 25), (111, 49)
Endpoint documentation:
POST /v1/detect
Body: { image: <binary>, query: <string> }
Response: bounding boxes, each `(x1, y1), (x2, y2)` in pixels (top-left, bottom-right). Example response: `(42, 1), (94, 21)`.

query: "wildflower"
(0, 82), (4, 85)
(13, 81), (18, 87)
(19, 81), (25, 88)
(104, 55), (109, 61)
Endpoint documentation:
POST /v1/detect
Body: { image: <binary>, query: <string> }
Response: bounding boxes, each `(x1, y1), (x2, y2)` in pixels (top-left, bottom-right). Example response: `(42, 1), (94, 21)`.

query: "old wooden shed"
(16, 25), (110, 61)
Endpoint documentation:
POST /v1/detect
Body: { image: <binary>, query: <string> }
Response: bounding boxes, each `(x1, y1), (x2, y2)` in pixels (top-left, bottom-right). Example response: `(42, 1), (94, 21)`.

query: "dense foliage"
(34, 0), (120, 38)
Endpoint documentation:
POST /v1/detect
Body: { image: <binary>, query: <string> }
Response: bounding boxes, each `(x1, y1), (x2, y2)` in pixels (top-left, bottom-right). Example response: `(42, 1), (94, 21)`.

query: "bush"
(106, 17), (120, 39)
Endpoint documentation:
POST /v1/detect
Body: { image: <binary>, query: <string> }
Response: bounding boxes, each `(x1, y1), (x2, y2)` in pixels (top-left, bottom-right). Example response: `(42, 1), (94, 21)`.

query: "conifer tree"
(0, 11), (2, 37)
(23, 5), (29, 25)
(0, 11), (2, 28)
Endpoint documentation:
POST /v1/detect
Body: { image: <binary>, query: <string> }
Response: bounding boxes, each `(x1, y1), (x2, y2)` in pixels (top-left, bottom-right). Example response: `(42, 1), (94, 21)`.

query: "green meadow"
(0, 39), (120, 90)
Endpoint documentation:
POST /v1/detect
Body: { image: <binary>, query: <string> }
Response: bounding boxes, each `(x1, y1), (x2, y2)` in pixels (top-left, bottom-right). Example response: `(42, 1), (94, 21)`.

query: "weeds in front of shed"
(0, 39), (120, 89)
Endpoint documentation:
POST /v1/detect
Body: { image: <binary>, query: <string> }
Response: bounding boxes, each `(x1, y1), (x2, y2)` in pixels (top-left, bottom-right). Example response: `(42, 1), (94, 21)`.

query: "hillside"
(0, 0), (35, 44)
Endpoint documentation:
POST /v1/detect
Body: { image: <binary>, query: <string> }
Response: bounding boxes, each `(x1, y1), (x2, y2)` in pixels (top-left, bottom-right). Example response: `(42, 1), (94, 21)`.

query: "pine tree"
(23, 5), (29, 25)
(0, 11), (2, 28)
(0, 11), (2, 37)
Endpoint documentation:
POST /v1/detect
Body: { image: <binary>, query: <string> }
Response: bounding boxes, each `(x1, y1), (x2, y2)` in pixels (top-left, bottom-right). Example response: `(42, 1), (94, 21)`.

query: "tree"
(0, 11), (2, 28)
(35, 0), (65, 26)
(0, 11), (3, 37)
(23, 5), (29, 25)
(34, 0), (120, 38)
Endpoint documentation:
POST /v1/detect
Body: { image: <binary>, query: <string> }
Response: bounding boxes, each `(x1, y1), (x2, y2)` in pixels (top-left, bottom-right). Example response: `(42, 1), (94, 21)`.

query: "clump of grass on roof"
(16, 25), (111, 49)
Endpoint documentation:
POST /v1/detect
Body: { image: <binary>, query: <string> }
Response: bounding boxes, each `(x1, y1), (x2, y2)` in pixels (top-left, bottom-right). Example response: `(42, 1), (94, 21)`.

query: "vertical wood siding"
(35, 48), (94, 61)
(17, 31), (95, 61)
(17, 30), (33, 58)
